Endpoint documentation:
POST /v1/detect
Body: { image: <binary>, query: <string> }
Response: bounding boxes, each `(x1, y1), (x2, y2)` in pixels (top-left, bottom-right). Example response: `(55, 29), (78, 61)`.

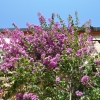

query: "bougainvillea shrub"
(0, 12), (100, 100)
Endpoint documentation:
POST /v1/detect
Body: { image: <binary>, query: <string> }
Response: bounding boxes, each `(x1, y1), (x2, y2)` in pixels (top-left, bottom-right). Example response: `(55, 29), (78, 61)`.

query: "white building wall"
(93, 35), (100, 53)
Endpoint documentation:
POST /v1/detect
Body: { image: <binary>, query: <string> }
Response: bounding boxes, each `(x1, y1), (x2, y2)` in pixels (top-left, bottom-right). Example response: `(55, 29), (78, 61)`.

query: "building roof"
(0, 27), (100, 43)
(0, 28), (26, 32)
(0, 27), (100, 34)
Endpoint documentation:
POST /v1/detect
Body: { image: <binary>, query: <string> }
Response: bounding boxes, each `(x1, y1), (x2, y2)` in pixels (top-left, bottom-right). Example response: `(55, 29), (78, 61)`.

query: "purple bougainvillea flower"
(16, 93), (23, 100)
(48, 60), (57, 68)
(43, 56), (51, 65)
(66, 48), (71, 54)
(23, 93), (38, 100)
(30, 58), (34, 62)
(95, 72), (99, 76)
(79, 66), (82, 70)
(55, 67), (59, 71)
(94, 59), (100, 65)
(75, 90), (83, 97)
(55, 77), (60, 82)
(81, 75), (89, 86)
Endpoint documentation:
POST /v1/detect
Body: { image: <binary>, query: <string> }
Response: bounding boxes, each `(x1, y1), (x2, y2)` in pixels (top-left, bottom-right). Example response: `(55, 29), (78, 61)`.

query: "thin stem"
(69, 76), (72, 100)
(69, 62), (73, 100)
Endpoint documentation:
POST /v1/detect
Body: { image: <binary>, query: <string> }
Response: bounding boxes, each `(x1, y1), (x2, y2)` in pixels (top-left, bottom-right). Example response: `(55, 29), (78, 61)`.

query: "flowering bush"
(0, 11), (100, 100)
(16, 93), (38, 100)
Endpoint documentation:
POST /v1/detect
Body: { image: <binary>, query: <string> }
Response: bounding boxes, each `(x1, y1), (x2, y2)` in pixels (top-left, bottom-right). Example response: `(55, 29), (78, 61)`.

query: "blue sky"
(0, 0), (100, 28)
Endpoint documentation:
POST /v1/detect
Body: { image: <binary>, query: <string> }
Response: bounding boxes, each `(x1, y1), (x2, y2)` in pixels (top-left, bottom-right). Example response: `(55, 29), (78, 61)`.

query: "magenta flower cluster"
(0, 12), (95, 72)
(81, 75), (89, 86)
(43, 54), (60, 68)
(55, 77), (60, 82)
(23, 93), (38, 100)
(16, 93), (23, 100)
(0, 24), (66, 70)
(16, 93), (38, 100)
(0, 26), (94, 71)
(37, 12), (46, 25)
(75, 90), (83, 97)
(94, 59), (100, 65)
